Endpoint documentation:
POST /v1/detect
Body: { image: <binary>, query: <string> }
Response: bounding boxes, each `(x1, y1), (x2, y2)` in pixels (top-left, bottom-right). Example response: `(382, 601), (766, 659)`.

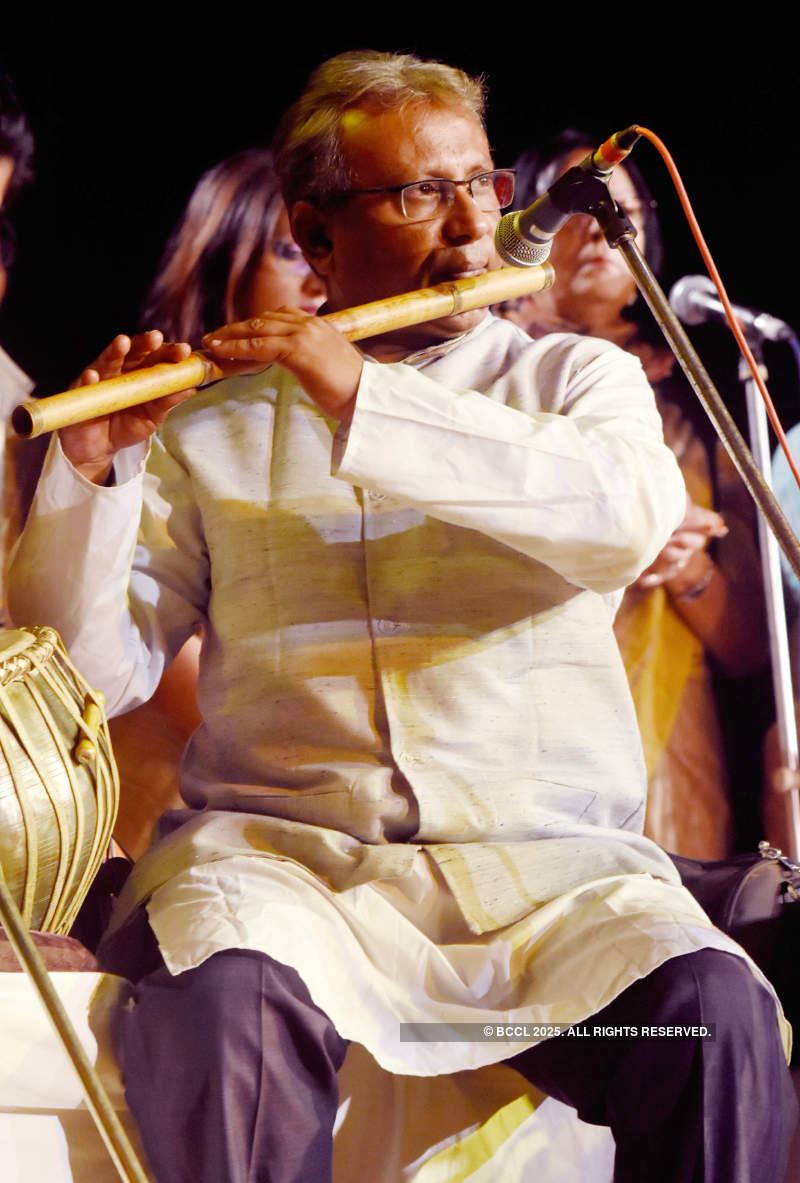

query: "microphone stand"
(740, 341), (800, 858)
(566, 172), (800, 855)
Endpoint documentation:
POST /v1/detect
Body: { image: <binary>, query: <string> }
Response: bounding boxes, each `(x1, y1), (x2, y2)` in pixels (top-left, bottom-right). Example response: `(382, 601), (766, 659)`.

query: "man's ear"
(291, 201), (334, 277)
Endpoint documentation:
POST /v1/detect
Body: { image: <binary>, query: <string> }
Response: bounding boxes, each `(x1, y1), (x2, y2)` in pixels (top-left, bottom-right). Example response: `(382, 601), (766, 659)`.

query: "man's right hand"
(60, 331), (194, 484)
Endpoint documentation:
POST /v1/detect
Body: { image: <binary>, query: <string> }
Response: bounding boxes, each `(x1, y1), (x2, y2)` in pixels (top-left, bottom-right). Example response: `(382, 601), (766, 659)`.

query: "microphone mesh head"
(668, 275), (715, 326)
(495, 213), (552, 267)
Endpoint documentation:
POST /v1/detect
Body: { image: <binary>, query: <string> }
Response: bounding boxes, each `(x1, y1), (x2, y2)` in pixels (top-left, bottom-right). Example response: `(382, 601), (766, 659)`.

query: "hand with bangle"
(635, 499), (727, 597)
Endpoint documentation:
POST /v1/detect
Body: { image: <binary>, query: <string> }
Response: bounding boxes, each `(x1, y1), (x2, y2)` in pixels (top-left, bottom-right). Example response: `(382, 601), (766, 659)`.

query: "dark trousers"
(114, 946), (797, 1183)
(115, 950), (348, 1183)
(510, 948), (797, 1182)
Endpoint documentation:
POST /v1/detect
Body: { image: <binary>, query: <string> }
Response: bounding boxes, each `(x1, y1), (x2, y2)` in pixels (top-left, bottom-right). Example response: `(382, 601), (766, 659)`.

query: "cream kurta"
(8, 314), (788, 1073)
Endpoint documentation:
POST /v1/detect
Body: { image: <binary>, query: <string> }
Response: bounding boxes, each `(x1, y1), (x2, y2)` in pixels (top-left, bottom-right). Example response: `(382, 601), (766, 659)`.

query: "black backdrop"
(2, 26), (798, 423)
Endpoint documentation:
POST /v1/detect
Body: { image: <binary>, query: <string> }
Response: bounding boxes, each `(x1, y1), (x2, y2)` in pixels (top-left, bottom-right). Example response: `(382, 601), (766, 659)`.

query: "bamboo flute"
(12, 264), (554, 439)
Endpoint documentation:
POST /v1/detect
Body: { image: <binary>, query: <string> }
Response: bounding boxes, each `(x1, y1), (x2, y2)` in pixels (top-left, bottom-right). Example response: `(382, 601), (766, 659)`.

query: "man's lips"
(430, 263), (490, 286)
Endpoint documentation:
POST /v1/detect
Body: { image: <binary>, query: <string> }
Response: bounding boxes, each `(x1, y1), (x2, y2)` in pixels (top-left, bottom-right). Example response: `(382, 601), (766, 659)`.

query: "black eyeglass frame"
(322, 169), (516, 222)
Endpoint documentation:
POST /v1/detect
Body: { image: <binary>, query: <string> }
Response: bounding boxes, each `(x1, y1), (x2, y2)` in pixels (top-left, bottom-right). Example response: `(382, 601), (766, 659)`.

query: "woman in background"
(103, 148), (325, 856)
(501, 130), (765, 858)
(140, 147), (324, 345)
(0, 73), (35, 614)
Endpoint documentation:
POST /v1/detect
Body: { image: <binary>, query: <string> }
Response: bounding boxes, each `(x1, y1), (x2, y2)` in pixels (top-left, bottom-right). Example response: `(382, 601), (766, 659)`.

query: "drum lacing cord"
(31, 633), (119, 933)
(0, 627), (118, 933)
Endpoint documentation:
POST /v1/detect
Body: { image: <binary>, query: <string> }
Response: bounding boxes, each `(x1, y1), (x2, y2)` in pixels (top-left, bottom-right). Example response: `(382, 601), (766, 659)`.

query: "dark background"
(2, 25), (799, 427)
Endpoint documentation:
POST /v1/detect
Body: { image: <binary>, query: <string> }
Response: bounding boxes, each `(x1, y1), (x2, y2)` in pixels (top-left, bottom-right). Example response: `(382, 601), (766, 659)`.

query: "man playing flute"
(8, 49), (797, 1182)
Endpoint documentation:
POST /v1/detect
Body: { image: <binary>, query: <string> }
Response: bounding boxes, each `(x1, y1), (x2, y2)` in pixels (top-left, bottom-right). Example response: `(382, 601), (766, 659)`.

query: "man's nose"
(441, 184), (495, 242)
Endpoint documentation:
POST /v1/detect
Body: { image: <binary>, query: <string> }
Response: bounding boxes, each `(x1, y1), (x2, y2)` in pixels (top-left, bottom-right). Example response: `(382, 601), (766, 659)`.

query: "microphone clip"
(550, 167), (638, 250)
(496, 165), (640, 267)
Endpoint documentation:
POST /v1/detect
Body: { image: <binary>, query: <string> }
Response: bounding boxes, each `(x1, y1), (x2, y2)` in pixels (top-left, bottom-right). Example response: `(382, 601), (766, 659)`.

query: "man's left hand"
(204, 309), (363, 420)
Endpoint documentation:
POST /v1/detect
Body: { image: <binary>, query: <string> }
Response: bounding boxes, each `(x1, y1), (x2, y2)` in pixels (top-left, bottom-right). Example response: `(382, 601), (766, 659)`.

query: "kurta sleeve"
(7, 431), (207, 716)
(333, 334), (686, 594)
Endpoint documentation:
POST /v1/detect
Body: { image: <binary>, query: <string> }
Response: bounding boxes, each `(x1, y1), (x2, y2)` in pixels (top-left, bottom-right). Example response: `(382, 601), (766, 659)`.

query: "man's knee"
(640, 948), (782, 1045)
(124, 948), (346, 1063)
(156, 948), (316, 1017)
(116, 948), (348, 1182)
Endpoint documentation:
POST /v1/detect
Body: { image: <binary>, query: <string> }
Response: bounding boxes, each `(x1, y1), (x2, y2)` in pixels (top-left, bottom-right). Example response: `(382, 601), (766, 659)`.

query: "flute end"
(11, 402), (36, 438)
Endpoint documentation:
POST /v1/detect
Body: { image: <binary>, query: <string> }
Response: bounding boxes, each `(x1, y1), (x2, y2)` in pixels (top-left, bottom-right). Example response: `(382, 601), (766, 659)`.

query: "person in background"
(0, 75), (33, 303)
(501, 130), (765, 859)
(0, 72), (35, 614)
(140, 146), (325, 345)
(83, 148), (325, 857)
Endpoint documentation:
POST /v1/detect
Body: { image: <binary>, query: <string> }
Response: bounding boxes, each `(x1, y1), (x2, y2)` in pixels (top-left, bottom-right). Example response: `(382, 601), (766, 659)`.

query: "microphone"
(669, 275), (794, 342)
(495, 126), (642, 267)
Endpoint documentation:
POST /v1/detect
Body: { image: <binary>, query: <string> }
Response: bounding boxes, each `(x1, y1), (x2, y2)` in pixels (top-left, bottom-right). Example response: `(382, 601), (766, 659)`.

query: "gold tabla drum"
(0, 626), (118, 934)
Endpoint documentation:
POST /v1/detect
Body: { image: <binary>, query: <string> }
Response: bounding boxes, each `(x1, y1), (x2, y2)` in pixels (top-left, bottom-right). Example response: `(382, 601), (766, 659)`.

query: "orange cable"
(633, 125), (800, 494)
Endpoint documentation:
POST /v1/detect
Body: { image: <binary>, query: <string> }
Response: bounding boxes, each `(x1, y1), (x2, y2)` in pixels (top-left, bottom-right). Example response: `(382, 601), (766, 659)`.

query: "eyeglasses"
(327, 169), (516, 223)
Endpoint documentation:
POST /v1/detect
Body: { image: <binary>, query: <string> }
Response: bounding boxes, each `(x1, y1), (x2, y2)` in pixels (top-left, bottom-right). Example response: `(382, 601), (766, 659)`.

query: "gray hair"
(272, 50), (486, 207)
